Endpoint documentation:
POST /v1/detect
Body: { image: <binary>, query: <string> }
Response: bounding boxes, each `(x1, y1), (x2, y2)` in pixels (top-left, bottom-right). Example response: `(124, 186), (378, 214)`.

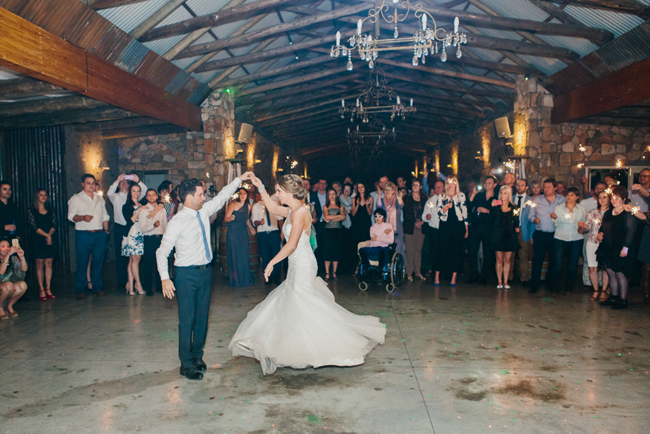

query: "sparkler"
(631, 206), (640, 214)
(97, 191), (103, 197)
(605, 187), (613, 195)
(165, 194), (171, 203)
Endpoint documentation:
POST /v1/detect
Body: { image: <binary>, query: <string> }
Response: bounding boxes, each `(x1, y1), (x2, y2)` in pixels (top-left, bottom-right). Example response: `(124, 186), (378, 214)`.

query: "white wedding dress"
(228, 209), (386, 375)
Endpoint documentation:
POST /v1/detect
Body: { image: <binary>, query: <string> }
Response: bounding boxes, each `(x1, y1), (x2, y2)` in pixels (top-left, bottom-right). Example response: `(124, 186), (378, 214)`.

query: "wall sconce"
(254, 159), (261, 164)
(97, 160), (109, 171)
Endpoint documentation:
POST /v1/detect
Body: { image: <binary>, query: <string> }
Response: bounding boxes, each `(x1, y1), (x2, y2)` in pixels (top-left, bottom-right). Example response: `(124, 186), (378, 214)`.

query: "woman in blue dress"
(225, 187), (256, 287)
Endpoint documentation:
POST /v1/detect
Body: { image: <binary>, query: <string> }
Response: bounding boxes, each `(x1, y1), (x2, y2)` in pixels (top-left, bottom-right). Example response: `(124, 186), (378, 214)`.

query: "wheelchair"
(357, 242), (405, 293)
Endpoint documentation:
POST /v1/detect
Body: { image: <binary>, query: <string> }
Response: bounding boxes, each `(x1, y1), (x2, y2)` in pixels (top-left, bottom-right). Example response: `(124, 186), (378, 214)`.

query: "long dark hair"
(355, 181), (369, 203)
(325, 188), (340, 208)
(128, 182), (141, 206)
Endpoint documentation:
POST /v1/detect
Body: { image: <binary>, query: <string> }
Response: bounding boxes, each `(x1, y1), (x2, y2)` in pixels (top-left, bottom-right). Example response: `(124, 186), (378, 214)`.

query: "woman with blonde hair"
(433, 177), (468, 286)
(229, 174), (386, 375)
(491, 185), (520, 289)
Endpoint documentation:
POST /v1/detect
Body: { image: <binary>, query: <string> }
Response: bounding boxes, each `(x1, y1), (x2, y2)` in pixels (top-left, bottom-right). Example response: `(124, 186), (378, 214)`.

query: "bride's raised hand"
(239, 172), (255, 182)
(251, 176), (264, 190)
(263, 262), (274, 282)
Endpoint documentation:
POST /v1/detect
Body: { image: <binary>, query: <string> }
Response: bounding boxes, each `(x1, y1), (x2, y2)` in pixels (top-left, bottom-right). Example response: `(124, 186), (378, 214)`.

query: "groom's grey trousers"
(174, 265), (213, 369)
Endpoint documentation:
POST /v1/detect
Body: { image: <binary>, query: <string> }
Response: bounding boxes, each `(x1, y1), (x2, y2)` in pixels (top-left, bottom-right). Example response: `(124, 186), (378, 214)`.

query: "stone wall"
(115, 92), (289, 193)
(440, 76), (650, 186)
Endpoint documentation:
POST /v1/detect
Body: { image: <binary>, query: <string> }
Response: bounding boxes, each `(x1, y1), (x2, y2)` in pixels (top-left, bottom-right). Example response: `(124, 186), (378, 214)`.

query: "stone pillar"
(202, 91), (236, 190)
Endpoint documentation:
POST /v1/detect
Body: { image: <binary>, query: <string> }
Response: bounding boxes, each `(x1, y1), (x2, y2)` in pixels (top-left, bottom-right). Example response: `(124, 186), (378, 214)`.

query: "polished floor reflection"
(1, 270), (649, 434)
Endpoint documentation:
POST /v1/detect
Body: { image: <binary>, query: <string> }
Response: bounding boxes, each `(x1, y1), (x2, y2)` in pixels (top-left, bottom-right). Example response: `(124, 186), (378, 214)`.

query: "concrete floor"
(1, 270), (649, 434)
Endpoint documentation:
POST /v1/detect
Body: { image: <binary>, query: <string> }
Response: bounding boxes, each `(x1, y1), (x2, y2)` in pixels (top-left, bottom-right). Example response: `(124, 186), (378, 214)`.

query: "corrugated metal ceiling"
(87, 0), (650, 93)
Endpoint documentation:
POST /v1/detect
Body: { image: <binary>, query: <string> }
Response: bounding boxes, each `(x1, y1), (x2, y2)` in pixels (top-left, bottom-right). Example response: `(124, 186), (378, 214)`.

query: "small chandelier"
(331, 0), (467, 70)
(347, 122), (396, 144)
(340, 65), (416, 122)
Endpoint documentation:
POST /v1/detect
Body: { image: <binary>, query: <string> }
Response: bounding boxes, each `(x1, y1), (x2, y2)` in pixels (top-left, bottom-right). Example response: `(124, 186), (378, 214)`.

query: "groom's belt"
(176, 263), (212, 270)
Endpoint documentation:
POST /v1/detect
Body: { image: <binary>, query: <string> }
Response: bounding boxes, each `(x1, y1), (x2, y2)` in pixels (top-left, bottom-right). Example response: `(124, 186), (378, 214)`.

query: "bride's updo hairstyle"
(277, 174), (307, 200)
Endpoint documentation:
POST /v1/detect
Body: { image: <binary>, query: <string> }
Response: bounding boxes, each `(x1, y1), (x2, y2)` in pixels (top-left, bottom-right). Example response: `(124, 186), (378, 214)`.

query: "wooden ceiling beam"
(423, 2), (613, 44)
(179, 3), (373, 58)
(0, 107), (140, 131)
(101, 124), (187, 140)
(140, 0), (316, 42)
(378, 58), (515, 89)
(193, 29), (356, 69)
(381, 70), (512, 101)
(89, 0), (149, 10)
(0, 95), (108, 117)
(256, 97), (353, 123)
(236, 74), (362, 104)
(249, 85), (366, 118)
(0, 8), (201, 130)
(536, 0), (650, 20)
(553, 56), (650, 124)
(0, 78), (67, 99)
(186, 14), (267, 74)
(526, 0), (585, 27)
(131, 0), (187, 39)
(215, 55), (338, 89)
(236, 67), (349, 97)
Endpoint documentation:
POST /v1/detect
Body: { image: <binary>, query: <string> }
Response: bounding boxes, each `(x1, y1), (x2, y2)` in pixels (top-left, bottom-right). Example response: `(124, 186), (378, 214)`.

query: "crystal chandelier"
(340, 65), (416, 122)
(331, 0), (467, 70)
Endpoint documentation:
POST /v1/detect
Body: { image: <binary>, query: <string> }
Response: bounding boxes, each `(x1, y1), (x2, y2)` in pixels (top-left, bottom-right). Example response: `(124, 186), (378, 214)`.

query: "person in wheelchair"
(359, 208), (394, 277)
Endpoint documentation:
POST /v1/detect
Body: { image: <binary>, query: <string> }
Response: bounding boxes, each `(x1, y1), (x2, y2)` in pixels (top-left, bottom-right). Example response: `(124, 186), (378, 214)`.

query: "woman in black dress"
(491, 185), (520, 290)
(351, 181), (373, 276)
(27, 189), (56, 300)
(323, 188), (346, 280)
(597, 186), (637, 310)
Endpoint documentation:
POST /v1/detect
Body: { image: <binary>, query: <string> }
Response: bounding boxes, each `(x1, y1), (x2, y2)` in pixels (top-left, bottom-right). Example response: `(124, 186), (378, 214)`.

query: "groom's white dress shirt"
(156, 178), (241, 280)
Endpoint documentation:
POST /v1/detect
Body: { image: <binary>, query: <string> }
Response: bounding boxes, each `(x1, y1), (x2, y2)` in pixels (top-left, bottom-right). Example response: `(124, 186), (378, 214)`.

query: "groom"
(156, 172), (255, 380)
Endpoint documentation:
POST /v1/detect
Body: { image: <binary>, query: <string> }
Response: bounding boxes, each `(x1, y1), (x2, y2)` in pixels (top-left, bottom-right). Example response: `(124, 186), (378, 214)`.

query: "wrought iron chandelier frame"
(340, 65), (416, 122)
(331, 0), (467, 70)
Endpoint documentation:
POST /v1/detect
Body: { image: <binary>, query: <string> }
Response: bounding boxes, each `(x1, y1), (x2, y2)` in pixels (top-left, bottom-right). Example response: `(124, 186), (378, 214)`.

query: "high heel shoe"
(45, 289), (55, 300)
(125, 283), (135, 296)
(134, 283), (146, 295)
(39, 289), (47, 301)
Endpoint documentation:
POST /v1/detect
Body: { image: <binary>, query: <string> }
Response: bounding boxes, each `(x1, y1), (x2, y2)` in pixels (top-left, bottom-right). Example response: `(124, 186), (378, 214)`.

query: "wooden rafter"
(553, 56), (650, 124)
(0, 7), (201, 130)
(139, 0), (316, 42)
(178, 3), (373, 59)
(89, 0), (149, 10)
(0, 107), (140, 130)
(536, 0), (650, 20)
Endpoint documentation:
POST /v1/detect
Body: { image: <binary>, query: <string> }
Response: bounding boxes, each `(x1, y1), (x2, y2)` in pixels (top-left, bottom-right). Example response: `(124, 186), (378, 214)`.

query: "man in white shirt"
(512, 179), (534, 285)
(630, 168), (650, 213)
(422, 180), (444, 278)
(156, 172), (254, 380)
(107, 174), (146, 288)
(252, 191), (283, 285)
(68, 174), (110, 300)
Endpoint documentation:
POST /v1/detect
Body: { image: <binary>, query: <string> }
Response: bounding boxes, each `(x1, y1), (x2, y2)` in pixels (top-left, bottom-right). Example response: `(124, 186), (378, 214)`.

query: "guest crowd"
(0, 165), (649, 318)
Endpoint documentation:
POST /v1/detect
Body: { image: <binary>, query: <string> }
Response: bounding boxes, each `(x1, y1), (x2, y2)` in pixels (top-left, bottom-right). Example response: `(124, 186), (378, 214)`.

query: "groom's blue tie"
(196, 211), (212, 262)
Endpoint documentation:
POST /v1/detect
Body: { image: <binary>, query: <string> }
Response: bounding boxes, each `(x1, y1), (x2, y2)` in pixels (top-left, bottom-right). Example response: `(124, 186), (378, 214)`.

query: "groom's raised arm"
(202, 178), (242, 217)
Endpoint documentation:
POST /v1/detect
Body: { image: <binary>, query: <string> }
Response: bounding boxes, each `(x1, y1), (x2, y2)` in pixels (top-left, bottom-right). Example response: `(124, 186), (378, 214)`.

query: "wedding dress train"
(228, 210), (386, 375)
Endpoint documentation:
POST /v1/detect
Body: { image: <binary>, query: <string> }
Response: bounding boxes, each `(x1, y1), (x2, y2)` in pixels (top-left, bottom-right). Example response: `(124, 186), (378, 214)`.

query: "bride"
(228, 174), (386, 375)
